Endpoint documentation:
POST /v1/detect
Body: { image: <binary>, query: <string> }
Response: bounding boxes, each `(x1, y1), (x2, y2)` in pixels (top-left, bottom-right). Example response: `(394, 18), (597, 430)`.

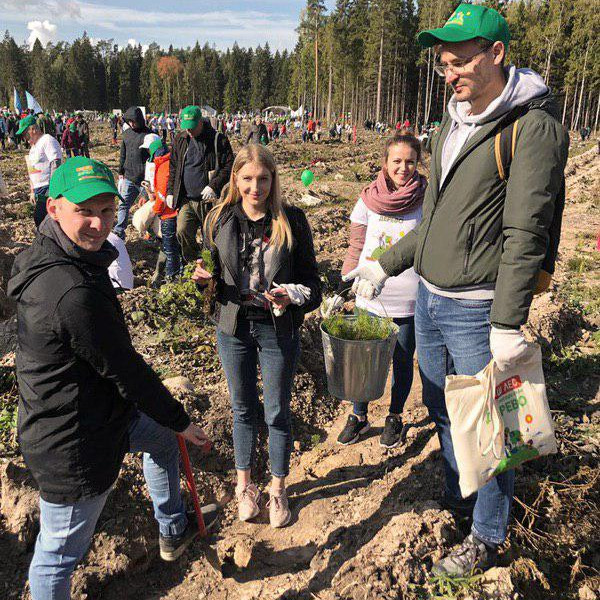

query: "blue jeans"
(217, 318), (300, 478)
(161, 217), (181, 278)
(415, 283), (515, 545)
(353, 315), (415, 417)
(29, 412), (187, 600)
(113, 178), (140, 239)
(415, 283), (514, 546)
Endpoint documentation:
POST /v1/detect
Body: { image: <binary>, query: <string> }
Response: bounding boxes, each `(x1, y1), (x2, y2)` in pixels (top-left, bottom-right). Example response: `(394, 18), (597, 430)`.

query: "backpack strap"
(494, 116), (520, 181)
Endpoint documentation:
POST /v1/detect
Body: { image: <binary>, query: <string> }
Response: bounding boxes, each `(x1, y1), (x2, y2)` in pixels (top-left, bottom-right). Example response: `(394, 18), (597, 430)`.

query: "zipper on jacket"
(463, 221), (476, 275)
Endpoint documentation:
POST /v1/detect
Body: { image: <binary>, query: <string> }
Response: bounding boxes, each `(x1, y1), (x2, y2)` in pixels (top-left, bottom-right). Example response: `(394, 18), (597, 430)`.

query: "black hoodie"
(7, 218), (189, 503)
(118, 106), (151, 184)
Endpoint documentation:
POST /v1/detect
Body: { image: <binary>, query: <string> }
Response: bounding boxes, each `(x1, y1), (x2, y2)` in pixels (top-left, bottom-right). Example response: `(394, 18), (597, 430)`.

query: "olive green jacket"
(379, 92), (569, 329)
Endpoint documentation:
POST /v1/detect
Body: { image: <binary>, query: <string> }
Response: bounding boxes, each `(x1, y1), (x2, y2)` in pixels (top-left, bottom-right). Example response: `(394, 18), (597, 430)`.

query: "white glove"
(276, 283), (311, 306)
(342, 262), (388, 300)
(165, 194), (175, 209)
(489, 326), (529, 371)
(201, 186), (217, 200)
(320, 294), (345, 318)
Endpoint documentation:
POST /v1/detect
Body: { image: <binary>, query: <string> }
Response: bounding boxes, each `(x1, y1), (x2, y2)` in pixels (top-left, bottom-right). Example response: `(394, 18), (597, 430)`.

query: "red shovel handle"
(177, 435), (207, 537)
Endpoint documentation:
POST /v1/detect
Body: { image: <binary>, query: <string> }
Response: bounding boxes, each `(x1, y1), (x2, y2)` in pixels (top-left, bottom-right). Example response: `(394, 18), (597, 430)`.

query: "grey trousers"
(176, 198), (213, 263)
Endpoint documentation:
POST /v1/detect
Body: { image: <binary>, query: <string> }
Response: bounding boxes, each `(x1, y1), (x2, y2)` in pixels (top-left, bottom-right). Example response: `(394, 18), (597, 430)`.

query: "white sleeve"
(46, 136), (63, 162)
(349, 198), (369, 226)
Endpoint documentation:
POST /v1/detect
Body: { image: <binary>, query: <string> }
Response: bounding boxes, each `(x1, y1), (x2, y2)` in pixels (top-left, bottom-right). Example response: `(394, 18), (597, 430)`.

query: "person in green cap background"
(61, 121), (81, 159)
(139, 135), (182, 286)
(344, 2), (568, 577)
(166, 104), (234, 263)
(17, 113), (62, 227)
(7, 156), (218, 600)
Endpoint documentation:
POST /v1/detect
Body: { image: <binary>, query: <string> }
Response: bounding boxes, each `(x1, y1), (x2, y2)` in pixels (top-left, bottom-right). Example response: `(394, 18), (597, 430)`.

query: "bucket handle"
(330, 283), (391, 319)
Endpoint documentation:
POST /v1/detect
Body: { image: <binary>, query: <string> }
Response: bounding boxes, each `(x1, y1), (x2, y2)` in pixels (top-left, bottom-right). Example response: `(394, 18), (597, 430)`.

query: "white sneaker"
(268, 489), (291, 528)
(236, 483), (260, 522)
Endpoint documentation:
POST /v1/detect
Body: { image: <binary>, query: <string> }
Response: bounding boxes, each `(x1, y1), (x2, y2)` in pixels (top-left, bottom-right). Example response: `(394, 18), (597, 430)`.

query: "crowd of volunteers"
(4, 5), (572, 598)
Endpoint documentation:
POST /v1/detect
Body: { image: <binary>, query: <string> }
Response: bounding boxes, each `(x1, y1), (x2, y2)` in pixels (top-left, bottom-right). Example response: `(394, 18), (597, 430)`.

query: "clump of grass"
(566, 255), (599, 274)
(323, 309), (394, 341)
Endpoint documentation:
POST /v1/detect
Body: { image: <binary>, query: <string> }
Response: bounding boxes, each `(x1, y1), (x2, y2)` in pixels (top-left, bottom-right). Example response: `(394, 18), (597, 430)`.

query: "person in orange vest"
(145, 138), (181, 286)
(307, 119), (316, 142)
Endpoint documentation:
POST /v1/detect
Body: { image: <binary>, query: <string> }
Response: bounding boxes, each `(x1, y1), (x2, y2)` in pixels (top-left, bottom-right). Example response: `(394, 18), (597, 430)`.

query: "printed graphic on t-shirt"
(367, 230), (406, 261)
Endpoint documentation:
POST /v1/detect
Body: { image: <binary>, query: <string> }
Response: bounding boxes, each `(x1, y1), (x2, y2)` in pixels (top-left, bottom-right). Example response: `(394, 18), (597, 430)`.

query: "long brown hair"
(204, 144), (293, 250)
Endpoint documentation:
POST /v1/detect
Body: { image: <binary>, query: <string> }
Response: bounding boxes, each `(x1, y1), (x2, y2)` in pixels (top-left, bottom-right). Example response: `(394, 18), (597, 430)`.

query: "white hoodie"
(439, 66), (549, 187)
(423, 66), (549, 300)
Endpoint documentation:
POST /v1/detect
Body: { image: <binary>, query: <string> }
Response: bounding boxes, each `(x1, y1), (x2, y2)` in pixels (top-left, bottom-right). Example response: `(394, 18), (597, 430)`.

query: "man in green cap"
(17, 113), (63, 227)
(166, 105), (234, 262)
(345, 3), (568, 576)
(8, 156), (218, 599)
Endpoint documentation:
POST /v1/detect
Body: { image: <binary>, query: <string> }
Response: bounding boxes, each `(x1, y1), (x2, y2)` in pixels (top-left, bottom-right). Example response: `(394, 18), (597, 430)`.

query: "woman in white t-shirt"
(337, 133), (427, 448)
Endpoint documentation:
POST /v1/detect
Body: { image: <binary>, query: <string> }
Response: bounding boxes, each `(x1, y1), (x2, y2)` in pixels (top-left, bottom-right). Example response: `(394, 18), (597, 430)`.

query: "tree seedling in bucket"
(323, 309), (395, 341)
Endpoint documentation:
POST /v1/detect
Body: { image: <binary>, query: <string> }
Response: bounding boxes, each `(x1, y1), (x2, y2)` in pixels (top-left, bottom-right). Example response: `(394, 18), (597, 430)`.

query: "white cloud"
(0, 0), (80, 19)
(0, 0), (299, 51)
(27, 19), (57, 49)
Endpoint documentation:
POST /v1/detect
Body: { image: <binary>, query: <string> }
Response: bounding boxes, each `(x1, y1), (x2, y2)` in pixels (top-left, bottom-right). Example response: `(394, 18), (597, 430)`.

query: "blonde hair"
(204, 144), (293, 250)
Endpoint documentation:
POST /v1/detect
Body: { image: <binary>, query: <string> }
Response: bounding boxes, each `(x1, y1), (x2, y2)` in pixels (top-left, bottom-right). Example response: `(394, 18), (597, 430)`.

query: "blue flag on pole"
(13, 88), (22, 113)
(25, 91), (43, 114)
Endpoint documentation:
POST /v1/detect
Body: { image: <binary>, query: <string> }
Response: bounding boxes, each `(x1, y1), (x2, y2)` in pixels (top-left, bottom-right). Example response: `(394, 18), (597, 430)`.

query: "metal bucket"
(321, 316), (399, 402)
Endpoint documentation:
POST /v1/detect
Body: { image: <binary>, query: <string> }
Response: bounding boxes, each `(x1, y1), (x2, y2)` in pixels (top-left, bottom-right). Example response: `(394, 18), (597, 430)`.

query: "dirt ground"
(0, 124), (598, 600)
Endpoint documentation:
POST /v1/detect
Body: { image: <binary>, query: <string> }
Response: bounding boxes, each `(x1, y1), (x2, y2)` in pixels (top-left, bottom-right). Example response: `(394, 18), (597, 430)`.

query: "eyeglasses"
(433, 44), (494, 77)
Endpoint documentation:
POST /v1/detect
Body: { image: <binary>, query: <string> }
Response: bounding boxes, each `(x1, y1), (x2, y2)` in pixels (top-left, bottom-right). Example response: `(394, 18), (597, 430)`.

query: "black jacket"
(118, 107), (151, 184)
(7, 219), (190, 503)
(246, 123), (269, 145)
(167, 122), (234, 209)
(206, 204), (322, 336)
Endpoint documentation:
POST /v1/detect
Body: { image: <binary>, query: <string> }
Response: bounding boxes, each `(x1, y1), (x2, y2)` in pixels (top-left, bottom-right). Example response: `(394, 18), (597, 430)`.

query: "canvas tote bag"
(445, 343), (558, 498)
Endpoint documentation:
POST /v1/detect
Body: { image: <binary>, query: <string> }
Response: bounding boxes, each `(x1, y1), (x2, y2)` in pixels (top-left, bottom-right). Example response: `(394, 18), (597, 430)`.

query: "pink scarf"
(361, 170), (427, 216)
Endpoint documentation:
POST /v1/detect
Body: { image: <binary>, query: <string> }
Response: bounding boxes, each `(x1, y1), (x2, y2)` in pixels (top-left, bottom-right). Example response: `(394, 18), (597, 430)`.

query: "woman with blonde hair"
(193, 144), (321, 528)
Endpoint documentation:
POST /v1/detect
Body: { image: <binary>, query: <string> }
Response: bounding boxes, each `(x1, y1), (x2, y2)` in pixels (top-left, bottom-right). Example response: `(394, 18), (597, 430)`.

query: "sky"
(0, 0), (336, 52)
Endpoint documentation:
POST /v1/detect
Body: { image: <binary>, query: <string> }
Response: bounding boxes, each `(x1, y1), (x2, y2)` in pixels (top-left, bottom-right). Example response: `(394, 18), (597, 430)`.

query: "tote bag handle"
(476, 360), (505, 460)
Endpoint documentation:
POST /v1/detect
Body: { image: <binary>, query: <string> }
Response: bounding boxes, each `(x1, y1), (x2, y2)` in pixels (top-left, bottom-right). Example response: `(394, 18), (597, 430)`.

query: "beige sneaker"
(236, 483), (260, 522)
(268, 489), (291, 528)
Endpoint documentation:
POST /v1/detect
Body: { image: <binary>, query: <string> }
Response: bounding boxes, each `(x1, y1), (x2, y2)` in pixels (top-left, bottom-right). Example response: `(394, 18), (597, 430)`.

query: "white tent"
(263, 105), (291, 116)
(290, 105), (303, 118)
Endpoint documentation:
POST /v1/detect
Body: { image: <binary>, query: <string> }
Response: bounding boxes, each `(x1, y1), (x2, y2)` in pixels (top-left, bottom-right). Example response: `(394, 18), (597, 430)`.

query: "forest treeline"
(1, 0), (598, 130)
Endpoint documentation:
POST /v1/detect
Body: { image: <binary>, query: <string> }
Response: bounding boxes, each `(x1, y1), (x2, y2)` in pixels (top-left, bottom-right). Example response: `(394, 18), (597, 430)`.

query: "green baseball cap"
(180, 105), (202, 130)
(16, 114), (37, 136)
(417, 4), (510, 49)
(49, 157), (123, 204)
(148, 138), (164, 160)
